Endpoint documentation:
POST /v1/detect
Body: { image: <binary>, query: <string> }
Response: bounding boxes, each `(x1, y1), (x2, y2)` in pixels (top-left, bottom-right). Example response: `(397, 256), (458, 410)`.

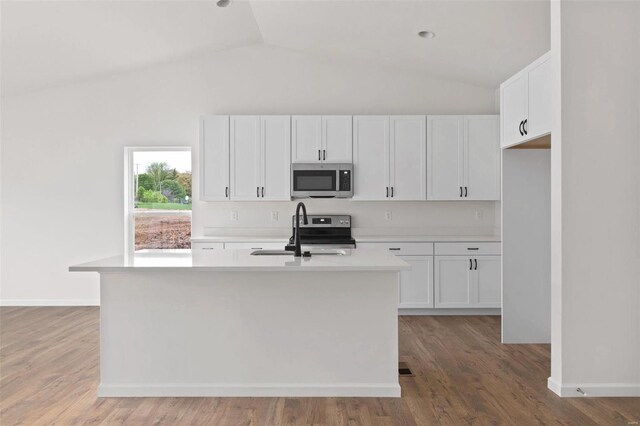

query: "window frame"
(124, 146), (192, 256)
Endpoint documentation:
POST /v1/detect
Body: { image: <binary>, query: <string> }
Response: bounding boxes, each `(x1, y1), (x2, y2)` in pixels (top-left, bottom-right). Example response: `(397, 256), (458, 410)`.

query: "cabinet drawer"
(224, 242), (287, 250)
(434, 242), (501, 256)
(191, 242), (224, 251)
(357, 242), (434, 255)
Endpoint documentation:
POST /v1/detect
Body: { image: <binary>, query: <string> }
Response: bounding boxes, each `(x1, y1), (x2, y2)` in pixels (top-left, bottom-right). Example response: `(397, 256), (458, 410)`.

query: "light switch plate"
(270, 211), (279, 222)
(385, 211), (392, 221)
(231, 210), (238, 221)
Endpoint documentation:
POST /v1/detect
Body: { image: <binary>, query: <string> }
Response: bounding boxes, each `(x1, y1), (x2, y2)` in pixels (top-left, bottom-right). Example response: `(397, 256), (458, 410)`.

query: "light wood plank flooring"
(1, 307), (638, 425)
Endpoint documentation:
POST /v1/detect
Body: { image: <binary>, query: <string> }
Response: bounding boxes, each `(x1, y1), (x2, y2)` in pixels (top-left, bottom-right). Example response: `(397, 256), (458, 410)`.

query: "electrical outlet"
(475, 209), (484, 220)
(385, 211), (392, 221)
(270, 211), (279, 222)
(231, 210), (238, 221)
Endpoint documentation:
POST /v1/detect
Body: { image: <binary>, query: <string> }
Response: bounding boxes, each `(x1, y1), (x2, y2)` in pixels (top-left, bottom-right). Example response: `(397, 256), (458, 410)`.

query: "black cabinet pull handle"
(257, 187), (259, 197)
(225, 186), (228, 197)
(386, 187), (389, 197)
(460, 186), (463, 197)
(519, 121), (523, 136)
(261, 187), (264, 197)
(389, 248), (401, 251)
(464, 186), (468, 197)
(251, 247), (262, 250)
(523, 119), (528, 135)
(467, 247), (479, 251)
(469, 259), (473, 270)
(323, 150), (326, 160)
(391, 187), (394, 198)
(474, 259), (478, 270)
(318, 149), (321, 160)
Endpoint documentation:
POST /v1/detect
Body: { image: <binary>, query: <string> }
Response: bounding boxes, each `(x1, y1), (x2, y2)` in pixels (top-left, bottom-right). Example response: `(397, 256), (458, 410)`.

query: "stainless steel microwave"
(291, 163), (353, 198)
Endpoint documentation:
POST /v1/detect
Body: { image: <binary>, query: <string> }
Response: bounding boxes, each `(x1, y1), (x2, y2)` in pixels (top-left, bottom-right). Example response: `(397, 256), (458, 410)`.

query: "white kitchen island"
(70, 249), (409, 398)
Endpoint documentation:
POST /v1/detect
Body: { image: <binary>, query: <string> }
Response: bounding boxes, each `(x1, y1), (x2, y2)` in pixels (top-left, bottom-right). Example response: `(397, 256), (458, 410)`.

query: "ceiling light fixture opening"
(217, 0), (231, 7)
(418, 31), (436, 39)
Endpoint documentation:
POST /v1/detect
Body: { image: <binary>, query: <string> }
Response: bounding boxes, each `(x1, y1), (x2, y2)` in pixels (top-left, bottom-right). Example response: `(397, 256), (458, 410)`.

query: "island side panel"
(98, 270), (400, 397)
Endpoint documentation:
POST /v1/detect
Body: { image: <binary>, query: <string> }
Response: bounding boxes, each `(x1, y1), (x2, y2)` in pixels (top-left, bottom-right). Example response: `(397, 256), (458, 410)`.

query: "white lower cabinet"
(475, 256), (501, 308)
(398, 256), (433, 308)
(434, 257), (473, 308)
(434, 255), (501, 308)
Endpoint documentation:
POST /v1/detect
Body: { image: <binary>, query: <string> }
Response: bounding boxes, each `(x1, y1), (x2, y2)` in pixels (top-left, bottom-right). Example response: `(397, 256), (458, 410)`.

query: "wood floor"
(1, 308), (638, 425)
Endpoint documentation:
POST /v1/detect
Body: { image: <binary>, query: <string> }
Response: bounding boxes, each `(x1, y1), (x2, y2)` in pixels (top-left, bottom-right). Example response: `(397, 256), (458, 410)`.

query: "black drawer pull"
(474, 259), (478, 270)
(251, 247), (262, 250)
(467, 248), (479, 251)
(389, 248), (401, 251)
(469, 259), (473, 270)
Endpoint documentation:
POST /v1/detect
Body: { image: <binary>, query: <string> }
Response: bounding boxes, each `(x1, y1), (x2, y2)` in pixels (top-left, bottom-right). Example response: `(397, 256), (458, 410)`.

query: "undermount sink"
(250, 249), (348, 256)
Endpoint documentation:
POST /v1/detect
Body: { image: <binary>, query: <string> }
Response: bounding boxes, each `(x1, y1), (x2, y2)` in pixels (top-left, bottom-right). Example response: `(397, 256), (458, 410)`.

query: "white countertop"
(69, 249), (411, 273)
(191, 235), (501, 243)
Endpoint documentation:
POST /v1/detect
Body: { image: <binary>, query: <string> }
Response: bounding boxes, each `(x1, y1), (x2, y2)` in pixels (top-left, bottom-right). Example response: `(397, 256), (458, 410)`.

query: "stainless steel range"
(287, 215), (356, 250)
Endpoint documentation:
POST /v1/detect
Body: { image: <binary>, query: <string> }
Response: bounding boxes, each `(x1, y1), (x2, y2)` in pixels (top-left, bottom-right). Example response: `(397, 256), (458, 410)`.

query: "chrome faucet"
(293, 202), (308, 257)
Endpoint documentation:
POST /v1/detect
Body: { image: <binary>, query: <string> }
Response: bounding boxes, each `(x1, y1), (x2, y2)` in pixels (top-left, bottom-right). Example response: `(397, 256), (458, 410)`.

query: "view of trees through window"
(133, 150), (191, 251)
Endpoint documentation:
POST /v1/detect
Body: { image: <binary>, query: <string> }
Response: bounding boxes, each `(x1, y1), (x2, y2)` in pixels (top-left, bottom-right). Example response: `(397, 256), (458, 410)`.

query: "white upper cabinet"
(292, 115), (353, 163)
(200, 115), (230, 201)
(322, 116), (353, 163)
(527, 56), (552, 139)
(500, 51), (551, 148)
(500, 74), (528, 147)
(389, 116), (426, 200)
(464, 116), (500, 200)
(427, 115), (500, 200)
(427, 116), (464, 200)
(292, 116), (322, 163)
(353, 116), (390, 200)
(230, 116), (261, 201)
(353, 115), (426, 201)
(261, 116), (291, 200)
(202, 115), (290, 201)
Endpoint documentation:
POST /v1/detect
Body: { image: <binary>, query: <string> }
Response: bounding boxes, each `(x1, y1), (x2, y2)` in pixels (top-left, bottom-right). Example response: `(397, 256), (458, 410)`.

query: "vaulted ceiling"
(1, 0), (550, 96)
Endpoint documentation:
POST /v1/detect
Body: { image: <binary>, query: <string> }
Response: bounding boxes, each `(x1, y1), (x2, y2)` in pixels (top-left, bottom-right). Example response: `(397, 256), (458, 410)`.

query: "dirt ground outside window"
(135, 214), (191, 250)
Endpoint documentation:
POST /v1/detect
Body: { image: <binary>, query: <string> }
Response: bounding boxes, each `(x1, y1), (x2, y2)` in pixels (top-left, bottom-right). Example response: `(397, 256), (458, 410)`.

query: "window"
(125, 147), (192, 254)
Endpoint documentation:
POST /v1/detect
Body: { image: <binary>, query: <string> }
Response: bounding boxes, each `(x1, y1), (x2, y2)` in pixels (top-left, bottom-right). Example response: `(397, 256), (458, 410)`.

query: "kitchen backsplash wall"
(194, 199), (500, 238)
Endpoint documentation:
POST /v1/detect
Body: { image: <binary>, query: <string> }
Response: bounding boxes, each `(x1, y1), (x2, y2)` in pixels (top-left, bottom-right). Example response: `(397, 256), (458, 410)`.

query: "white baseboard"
(399, 308), (501, 316)
(548, 377), (640, 397)
(0, 299), (100, 307)
(98, 383), (401, 398)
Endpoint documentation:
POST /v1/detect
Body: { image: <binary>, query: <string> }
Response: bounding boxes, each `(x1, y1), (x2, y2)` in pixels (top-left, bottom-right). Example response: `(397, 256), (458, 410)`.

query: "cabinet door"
(427, 116), (464, 200)
(261, 116), (291, 201)
(200, 115), (229, 200)
(435, 256), (473, 308)
(464, 116), (500, 200)
(322, 116), (352, 163)
(390, 116), (426, 200)
(398, 256), (433, 308)
(292, 116), (322, 163)
(230, 116), (261, 200)
(527, 55), (552, 139)
(500, 74), (528, 148)
(353, 116), (390, 200)
(474, 256), (501, 308)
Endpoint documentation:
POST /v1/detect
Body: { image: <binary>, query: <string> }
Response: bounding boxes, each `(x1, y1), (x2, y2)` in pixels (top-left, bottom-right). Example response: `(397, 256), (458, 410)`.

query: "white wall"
(1, 44), (498, 305)
(549, 1), (640, 397)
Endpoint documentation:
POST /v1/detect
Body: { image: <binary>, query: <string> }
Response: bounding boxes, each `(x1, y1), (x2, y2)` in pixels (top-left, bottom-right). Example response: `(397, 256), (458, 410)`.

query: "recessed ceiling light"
(217, 0), (231, 7)
(418, 31), (436, 39)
